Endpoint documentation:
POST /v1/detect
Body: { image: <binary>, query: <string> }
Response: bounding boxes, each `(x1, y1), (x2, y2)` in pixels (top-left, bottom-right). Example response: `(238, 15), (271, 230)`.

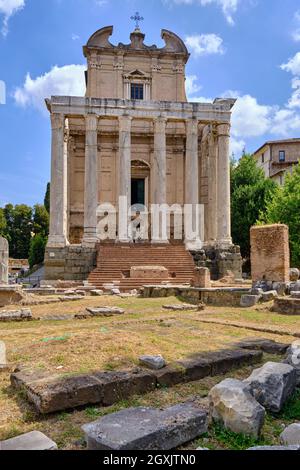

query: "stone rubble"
(244, 361), (297, 412)
(162, 304), (198, 311)
(260, 290), (278, 302)
(139, 355), (166, 370)
(90, 290), (104, 296)
(209, 378), (265, 438)
(82, 403), (208, 450)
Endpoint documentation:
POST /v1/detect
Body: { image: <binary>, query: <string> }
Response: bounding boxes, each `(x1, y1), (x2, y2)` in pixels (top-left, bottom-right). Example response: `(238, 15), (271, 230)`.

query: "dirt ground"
(0, 295), (299, 449)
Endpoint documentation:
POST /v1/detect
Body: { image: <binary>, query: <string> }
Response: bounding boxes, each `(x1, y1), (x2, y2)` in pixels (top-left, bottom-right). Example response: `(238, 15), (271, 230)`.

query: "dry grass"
(0, 295), (299, 448)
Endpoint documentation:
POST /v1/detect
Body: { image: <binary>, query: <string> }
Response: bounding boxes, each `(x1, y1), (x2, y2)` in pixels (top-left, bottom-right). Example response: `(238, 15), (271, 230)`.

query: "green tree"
(0, 208), (6, 237)
(28, 234), (47, 268)
(259, 164), (300, 267)
(33, 204), (49, 238)
(44, 182), (50, 213)
(4, 204), (33, 259)
(231, 154), (277, 260)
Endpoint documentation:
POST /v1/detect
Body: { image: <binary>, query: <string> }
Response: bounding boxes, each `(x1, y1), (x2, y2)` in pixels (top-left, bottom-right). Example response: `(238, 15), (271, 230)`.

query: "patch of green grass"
(204, 422), (271, 450)
(277, 389), (300, 421)
(85, 407), (102, 419)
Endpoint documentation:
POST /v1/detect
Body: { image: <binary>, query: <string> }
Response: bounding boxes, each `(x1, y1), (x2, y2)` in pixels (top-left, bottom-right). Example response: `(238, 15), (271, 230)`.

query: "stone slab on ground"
(154, 349), (263, 387)
(280, 424), (300, 446)
(139, 355), (166, 370)
(0, 431), (57, 450)
(162, 304), (198, 311)
(59, 295), (85, 302)
(240, 295), (261, 308)
(86, 306), (125, 317)
(82, 402), (208, 450)
(244, 362), (297, 412)
(209, 378), (265, 438)
(10, 369), (156, 414)
(248, 445), (300, 451)
(10, 348), (263, 414)
(235, 338), (289, 355)
(0, 308), (33, 322)
(90, 290), (104, 296)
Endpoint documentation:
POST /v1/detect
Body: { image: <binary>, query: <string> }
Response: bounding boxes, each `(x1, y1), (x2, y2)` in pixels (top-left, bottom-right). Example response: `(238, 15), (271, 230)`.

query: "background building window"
(131, 83), (144, 100)
(262, 153), (265, 163)
(279, 150), (285, 162)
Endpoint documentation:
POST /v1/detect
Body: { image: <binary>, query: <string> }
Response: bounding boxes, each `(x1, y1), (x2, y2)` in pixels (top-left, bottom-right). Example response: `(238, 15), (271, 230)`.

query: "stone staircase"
(88, 243), (196, 292)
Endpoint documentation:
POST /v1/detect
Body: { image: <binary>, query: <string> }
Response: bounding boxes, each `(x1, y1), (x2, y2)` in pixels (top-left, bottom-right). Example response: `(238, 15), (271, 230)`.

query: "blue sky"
(1, 0), (300, 206)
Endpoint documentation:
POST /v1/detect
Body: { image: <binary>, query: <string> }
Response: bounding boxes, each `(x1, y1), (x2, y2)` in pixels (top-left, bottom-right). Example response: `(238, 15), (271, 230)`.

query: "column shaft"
(83, 114), (99, 245)
(207, 125), (218, 243)
(153, 117), (167, 205)
(217, 123), (232, 246)
(185, 119), (199, 205)
(48, 113), (68, 247)
(118, 116), (132, 242)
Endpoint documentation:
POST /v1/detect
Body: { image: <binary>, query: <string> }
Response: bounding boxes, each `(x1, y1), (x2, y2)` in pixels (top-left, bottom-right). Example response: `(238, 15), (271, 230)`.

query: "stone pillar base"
(190, 244), (242, 281)
(44, 245), (97, 281)
(47, 236), (69, 248)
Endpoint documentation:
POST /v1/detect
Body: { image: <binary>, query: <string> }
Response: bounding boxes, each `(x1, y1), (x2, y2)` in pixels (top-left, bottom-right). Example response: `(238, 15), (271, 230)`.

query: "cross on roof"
(131, 12), (144, 30)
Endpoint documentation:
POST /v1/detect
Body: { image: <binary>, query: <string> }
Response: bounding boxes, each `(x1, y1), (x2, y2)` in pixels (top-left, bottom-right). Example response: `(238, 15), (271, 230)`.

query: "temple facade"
(44, 25), (242, 283)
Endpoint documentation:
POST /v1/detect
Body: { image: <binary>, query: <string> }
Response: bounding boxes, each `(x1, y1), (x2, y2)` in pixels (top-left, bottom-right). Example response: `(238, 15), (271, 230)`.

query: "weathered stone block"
(0, 308), (33, 322)
(283, 340), (300, 385)
(250, 224), (290, 283)
(209, 379), (265, 438)
(139, 355), (166, 370)
(86, 306), (125, 316)
(0, 431), (57, 451)
(240, 295), (261, 308)
(248, 445), (300, 450)
(261, 290), (278, 302)
(0, 236), (9, 284)
(244, 362), (297, 412)
(280, 424), (300, 446)
(235, 338), (289, 355)
(272, 297), (300, 315)
(82, 403), (208, 450)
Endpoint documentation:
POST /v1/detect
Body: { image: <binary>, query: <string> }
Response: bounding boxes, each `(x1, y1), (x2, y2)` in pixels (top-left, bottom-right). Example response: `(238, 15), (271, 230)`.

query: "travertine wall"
(250, 224), (290, 283)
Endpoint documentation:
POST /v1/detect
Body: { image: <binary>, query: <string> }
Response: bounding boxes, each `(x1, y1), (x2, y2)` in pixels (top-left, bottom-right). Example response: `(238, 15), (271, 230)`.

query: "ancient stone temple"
(44, 24), (242, 287)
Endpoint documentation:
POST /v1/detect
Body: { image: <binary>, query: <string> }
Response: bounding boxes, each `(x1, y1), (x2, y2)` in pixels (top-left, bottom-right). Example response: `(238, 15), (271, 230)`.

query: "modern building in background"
(253, 138), (300, 185)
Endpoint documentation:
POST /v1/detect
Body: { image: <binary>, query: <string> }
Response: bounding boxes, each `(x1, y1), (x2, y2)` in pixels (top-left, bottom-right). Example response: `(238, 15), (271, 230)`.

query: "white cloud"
(185, 33), (225, 57)
(230, 94), (272, 138)
(0, 0), (25, 36)
(281, 52), (300, 76)
(165, 0), (240, 25)
(292, 10), (300, 42)
(14, 64), (86, 113)
(186, 75), (202, 95)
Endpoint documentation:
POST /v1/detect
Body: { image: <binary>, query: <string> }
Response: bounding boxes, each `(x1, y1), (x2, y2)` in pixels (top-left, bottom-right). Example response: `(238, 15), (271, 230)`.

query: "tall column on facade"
(207, 124), (218, 244)
(47, 113), (68, 247)
(83, 114), (99, 246)
(185, 118), (201, 248)
(153, 117), (167, 205)
(217, 123), (232, 247)
(152, 117), (167, 243)
(118, 115), (132, 242)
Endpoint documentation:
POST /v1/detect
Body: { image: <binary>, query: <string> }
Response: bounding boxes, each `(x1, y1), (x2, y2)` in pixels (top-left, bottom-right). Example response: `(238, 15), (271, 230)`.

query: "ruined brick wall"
(250, 224), (290, 283)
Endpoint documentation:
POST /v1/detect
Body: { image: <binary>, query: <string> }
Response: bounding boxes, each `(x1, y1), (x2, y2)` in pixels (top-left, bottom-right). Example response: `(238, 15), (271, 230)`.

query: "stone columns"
(207, 125), (218, 244)
(47, 113), (68, 247)
(152, 117), (168, 243)
(217, 123), (232, 247)
(83, 114), (99, 246)
(118, 115), (132, 242)
(185, 119), (202, 249)
(185, 119), (199, 206)
(153, 117), (167, 205)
